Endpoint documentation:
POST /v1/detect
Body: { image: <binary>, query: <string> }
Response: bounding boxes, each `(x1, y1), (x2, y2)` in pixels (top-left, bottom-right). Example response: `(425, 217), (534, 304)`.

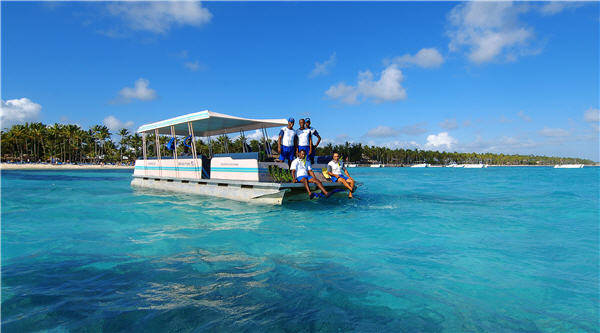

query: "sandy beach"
(1, 163), (134, 170)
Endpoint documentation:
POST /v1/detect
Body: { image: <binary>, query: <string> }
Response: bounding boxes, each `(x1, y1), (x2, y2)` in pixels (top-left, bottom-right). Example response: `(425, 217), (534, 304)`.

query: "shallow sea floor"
(1, 167), (598, 332)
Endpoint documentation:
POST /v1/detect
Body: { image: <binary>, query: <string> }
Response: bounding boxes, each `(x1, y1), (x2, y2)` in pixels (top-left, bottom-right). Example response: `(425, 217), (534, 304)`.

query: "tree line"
(1, 122), (594, 165)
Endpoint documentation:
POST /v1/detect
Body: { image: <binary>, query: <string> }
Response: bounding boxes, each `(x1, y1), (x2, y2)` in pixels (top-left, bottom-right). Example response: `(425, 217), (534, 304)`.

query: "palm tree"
(118, 128), (130, 162)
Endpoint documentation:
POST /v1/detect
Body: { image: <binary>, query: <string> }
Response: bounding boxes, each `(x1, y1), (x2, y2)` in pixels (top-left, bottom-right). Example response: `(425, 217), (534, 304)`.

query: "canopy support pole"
(171, 125), (178, 178)
(188, 121), (200, 179)
(208, 136), (213, 158)
(142, 133), (147, 176)
(155, 129), (161, 176)
(240, 130), (246, 153)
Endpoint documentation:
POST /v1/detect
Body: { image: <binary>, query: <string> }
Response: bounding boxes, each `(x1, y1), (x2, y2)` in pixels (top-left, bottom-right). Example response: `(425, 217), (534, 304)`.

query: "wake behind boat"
(131, 111), (351, 204)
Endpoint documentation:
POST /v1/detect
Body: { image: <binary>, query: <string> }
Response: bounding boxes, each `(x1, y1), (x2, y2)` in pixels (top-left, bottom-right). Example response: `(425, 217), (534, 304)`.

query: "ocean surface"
(1, 167), (598, 332)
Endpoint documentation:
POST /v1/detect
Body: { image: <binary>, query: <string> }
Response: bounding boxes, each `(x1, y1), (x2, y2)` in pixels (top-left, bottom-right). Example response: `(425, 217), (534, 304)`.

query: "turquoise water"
(2, 168), (598, 332)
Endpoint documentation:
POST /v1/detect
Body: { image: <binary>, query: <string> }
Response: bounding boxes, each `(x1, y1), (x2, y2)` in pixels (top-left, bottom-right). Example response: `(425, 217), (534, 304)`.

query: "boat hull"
(131, 176), (347, 205)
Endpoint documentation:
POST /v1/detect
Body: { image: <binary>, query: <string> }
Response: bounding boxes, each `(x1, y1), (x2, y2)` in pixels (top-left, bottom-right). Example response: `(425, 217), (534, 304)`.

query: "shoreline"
(1, 163), (134, 170)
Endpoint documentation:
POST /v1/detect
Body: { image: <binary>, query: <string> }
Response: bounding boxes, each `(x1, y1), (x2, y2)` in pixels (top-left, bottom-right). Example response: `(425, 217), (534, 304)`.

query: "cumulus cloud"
(392, 48), (444, 68)
(426, 132), (456, 149)
(538, 127), (570, 137)
(326, 64), (406, 104)
(106, 1), (212, 34)
(112, 78), (157, 104)
(309, 53), (336, 78)
(447, 2), (533, 63)
(1, 98), (42, 128)
(366, 126), (399, 138)
(103, 115), (134, 132)
(439, 118), (459, 130)
(517, 111), (532, 122)
(584, 107), (599, 123)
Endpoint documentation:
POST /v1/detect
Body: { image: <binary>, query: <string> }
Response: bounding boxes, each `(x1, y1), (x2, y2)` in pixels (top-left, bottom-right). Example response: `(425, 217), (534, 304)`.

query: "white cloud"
(517, 111), (532, 122)
(539, 2), (584, 16)
(326, 64), (406, 104)
(584, 107), (599, 123)
(366, 126), (399, 138)
(103, 115), (134, 132)
(447, 2), (533, 63)
(325, 83), (359, 105)
(1, 98), (42, 128)
(392, 48), (444, 68)
(309, 53), (336, 78)
(426, 132), (456, 149)
(113, 78), (157, 104)
(439, 118), (459, 130)
(184, 61), (203, 72)
(106, 2), (212, 34)
(538, 127), (570, 137)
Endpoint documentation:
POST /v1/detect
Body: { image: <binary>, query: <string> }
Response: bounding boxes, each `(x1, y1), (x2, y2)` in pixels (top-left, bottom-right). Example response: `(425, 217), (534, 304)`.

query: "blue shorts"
(296, 175), (313, 182)
(298, 145), (310, 156)
(279, 145), (295, 162)
(331, 174), (348, 182)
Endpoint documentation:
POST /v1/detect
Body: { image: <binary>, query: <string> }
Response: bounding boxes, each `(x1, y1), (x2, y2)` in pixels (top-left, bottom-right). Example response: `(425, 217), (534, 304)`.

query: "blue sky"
(2, 1), (599, 160)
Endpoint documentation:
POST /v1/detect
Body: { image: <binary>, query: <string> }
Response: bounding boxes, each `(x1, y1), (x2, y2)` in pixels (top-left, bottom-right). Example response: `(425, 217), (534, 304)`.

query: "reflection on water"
(1, 168), (598, 332)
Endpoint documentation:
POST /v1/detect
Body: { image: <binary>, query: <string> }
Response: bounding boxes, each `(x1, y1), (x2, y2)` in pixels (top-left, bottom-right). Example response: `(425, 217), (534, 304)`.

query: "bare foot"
(348, 192), (353, 199)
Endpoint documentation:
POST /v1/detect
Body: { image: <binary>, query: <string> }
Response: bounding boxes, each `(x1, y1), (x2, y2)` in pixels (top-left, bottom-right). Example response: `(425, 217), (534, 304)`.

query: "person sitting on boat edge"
(291, 149), (329, 199)
(277, 117), (296, 166)
(305, 118), (320, 164)
(295, 118), (313, 159)
(327, 152), (355, 198)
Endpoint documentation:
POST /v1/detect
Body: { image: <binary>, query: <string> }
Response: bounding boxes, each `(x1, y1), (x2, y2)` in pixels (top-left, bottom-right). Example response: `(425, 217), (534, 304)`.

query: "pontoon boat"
(131, 111), (349, 204)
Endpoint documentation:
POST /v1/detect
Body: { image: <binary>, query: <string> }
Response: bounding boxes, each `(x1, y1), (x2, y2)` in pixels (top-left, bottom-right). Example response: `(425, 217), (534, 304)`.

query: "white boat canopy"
(136, 110), (288, 136)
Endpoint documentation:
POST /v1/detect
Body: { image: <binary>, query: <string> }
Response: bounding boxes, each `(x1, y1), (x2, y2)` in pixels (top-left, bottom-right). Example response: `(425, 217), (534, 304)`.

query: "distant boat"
(463, 164), (488, 168)
(346, 163), (358, 168)
(554, 164), (584, 168)
(446, 163), (463, 168)
(410, 163), (429, 168)
(370, 164), (383, 168)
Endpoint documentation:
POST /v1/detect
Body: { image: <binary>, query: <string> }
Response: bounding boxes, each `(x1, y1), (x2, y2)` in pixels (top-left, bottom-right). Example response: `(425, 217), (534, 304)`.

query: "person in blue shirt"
(305, 118), (321, 164)
(291, 149), (329, 199)
(295, 118), (313, 159)
(277, 117), (296, 166)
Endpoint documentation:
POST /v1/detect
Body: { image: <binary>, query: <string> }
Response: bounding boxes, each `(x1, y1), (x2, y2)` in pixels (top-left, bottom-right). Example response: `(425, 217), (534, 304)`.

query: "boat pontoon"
(131, 110), (349, 204)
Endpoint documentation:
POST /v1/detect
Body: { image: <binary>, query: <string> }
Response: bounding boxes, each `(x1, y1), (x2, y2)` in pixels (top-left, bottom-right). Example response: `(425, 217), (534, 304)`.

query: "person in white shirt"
(305, 118), (320, 164)
(291, 149), (329, 199)
(277, 117), (296, 166)
(327, 152), (355, 198)
(295, 118), (313, 158)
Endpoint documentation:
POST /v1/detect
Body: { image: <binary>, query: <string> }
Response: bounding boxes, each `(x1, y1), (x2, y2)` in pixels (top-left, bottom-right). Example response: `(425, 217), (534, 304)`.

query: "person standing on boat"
(305, 118), (321, 164)
(278, 117), (296, 166)
(291, 149), (329, 199)
(295, 118), (313, 159)
(327, 152), (355, 198)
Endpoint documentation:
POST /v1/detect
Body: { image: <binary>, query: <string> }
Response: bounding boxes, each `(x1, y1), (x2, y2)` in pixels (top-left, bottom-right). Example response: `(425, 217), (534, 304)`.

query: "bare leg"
(301, 178), (312, 197)
(309, 178), (329, 196)
(347, 178), (355, 192)
(337, 178), (353, 198)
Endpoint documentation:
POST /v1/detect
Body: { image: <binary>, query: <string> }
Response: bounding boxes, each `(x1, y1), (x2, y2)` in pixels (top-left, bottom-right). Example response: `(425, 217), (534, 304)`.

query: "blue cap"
(305, 118), (311, 122)
(288, 117), (295, 123)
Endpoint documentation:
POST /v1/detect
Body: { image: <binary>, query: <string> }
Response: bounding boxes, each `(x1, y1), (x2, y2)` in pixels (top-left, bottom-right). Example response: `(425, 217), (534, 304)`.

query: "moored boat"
(554, 164), (584, 168)
(463, 164), (488, 168)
